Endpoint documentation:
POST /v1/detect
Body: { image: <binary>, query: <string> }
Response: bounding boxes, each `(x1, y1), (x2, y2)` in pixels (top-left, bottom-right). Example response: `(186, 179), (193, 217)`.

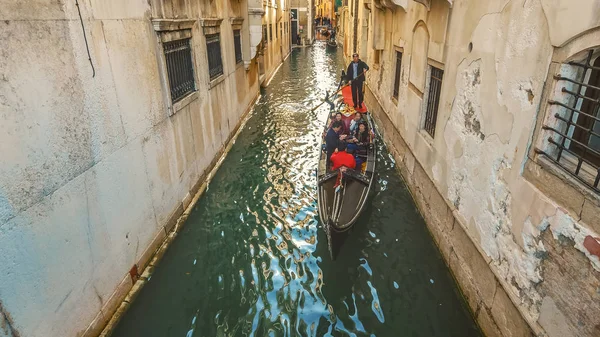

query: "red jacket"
(330, 151), (356, 171)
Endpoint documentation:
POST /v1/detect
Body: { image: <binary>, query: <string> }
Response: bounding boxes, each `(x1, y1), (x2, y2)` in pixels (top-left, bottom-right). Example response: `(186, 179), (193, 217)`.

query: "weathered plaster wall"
(0, 0), (272, 336)
(361, 0), (600, 336)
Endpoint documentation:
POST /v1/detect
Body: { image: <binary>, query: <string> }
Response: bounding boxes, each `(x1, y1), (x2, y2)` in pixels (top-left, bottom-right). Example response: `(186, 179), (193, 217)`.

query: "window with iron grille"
(164, 38), (196, 103)
(233, 29), (242, 64)
(393, 51), (402, 99)
(535, 50), (600, 193)
(206, 33), (223, 80)
(424, 66), (443, 137)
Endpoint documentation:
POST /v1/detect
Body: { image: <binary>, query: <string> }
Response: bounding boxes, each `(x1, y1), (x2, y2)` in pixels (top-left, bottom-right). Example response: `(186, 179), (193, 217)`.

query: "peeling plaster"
(547, 208), (600, 271)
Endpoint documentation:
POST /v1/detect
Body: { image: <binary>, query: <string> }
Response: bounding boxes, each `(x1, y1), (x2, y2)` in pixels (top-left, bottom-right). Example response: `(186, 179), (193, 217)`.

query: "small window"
(233, 29), (242, 64)
(392, 51), (402, 99)
(206, 33), (223, 80)
(263, 24), (267, 45)
(424, 66), (443, 137)
(163, 38), (196, 102)
(269, 24), (273, 41)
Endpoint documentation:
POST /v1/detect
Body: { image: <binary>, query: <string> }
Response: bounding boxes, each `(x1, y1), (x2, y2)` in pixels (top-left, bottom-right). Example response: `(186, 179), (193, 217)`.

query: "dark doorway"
(291, 20), (298, 45)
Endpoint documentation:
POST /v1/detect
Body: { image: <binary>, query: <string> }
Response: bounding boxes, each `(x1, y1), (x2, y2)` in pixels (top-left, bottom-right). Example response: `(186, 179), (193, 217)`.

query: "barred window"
(424, 66), (443, 138)
(206, 33), (223, 80)
(536, 50), (600, 192)
(233, 29), (242, 64)
(164, 38), (196, 102)
(393, 51), (402, 99)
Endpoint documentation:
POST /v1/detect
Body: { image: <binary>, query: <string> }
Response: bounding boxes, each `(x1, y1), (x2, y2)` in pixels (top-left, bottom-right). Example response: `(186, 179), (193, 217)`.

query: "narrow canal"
(111, 45), (482, 337)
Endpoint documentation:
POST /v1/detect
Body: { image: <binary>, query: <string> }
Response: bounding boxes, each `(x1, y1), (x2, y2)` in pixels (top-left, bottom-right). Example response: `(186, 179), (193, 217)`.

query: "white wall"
(0, 0), (262, 336)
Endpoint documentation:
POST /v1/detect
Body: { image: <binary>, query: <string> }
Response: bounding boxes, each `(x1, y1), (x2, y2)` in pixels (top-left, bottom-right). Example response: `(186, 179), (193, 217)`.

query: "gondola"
(326, 40), (337, 49)
(316, 72), (377, 259)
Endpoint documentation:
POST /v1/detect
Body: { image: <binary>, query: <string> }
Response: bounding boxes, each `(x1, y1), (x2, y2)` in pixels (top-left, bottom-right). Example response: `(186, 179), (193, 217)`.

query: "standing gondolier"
(346, 53), (369, 109)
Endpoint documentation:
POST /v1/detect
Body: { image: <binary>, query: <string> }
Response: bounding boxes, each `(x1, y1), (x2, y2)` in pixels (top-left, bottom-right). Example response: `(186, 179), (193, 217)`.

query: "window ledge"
(209, 74), (226, 89)
(171, 91), (199, 116)
(418, 129), (435, 148)
(536, 155), (600, 202)
(152, 19), (196, 32)
(235, 62), (244, 70)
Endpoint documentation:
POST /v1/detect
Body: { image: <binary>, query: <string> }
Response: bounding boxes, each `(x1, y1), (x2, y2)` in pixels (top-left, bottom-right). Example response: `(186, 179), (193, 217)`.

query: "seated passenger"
(334, 112), (348, 134)
(325, 121), (347, 164)
(347, 122), (370, 151)
(330, 143), (356, 171)
(348, 112), (364, 135)
(348, 122), (370, 169)
(323, 112), (337, 138)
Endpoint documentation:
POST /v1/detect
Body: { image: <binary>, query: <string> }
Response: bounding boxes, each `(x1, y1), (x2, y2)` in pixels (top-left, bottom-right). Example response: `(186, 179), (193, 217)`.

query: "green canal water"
(111, 45), (482, 337)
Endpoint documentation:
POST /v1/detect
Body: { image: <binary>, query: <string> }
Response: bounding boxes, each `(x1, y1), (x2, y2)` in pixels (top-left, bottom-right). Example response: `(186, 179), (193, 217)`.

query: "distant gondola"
(326, 40), (337, 49)
(317, 72), (376, 259)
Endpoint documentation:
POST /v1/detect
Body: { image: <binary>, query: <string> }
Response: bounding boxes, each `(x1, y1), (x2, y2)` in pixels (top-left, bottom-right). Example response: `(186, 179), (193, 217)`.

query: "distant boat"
(326, 40), (337, 49)
(317, 71), (377, 259)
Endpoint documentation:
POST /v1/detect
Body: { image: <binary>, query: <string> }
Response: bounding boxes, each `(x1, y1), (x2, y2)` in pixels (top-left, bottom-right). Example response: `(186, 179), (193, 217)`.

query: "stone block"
(538, 296), (576, 337)
(137, 229), (167, 273)
(101, 274), (133, 326)
(80, 310), (106, 337)
(182, 192), (193, 211)
(477, 307), (503, 337)
(425, 179), (454, 233)
(581, 198), (600, 234)
(491, 286), (534, 337)
(449, 251), (481, 313)
(404, 150), (416, 175)
(99, 302), (131, 337)
(450, 222), (497, 308)
(164, 202), (184, 234)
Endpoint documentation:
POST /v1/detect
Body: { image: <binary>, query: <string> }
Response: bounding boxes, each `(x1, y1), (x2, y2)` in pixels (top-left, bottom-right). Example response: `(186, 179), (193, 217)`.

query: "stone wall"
(356, 0), (600, 336)
(0, 0), (288, 336)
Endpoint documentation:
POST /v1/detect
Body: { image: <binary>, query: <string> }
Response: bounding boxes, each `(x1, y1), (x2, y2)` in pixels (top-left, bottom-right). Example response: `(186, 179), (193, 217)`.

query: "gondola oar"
(308, 70), (367, 112)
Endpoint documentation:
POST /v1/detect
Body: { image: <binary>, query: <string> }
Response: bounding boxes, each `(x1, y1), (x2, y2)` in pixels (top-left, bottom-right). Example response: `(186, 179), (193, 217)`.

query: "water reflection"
(111, 45), (481, 337)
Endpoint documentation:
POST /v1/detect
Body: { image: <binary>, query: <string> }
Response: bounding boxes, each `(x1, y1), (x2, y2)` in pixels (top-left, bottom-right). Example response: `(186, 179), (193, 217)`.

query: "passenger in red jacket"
(330, 143), (356, 171)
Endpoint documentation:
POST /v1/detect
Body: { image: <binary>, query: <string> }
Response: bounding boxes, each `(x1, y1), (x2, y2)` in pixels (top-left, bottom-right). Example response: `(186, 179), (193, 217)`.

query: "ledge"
(171, 91), (199, 116)
(230, 17), (244, 30)
(209, 73), (226, 89)
(200, 18), (223, 27)
(248, 7), (266, 16)
(152, 19), (196, 32)
(200, 18), (223, 35)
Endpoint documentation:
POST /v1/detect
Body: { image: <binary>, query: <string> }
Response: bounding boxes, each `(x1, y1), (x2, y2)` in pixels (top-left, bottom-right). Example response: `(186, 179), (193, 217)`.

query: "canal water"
(111, 45), (482, 337)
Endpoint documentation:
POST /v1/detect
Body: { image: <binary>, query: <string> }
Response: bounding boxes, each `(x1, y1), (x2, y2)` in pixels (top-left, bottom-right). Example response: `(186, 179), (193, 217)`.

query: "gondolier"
(346, 53), (369, 109)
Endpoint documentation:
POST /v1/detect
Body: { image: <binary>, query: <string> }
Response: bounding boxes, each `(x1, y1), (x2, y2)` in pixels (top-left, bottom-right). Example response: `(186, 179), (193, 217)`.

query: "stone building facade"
(0, 0), (290, 336)
(339, 0), (600, 336)
(258, 0), (293, 84)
